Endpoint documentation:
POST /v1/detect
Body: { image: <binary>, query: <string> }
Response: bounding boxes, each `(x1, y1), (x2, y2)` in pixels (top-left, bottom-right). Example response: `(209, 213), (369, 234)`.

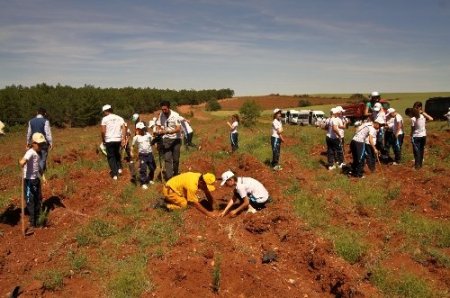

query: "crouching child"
(132, 122), (156, 189)
(220, 170), (270, 217)
(19, 132), (46, 233)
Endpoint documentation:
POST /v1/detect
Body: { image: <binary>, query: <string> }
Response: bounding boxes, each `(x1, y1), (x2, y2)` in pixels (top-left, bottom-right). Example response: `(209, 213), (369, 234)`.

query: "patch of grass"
(119, 184), (136, 204)
(326, 227), (368, 264)
(68, 251), (89, 272)
(90, 219), (117, 238)
(37, 207), (49, 227)
(385, 186), (401, 201)
(37, 269), (65, 291)
(399, 212), (450, 247)
(212, 255), (222, 293)
(370, 266), (442, 298)
(292, 190), (329, 228)
(107, 254), (152, 298)
(75, 229), (96, 247)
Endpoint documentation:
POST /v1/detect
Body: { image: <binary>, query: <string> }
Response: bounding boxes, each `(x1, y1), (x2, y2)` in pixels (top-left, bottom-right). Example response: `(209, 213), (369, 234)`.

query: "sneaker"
(148, 181), (155, 185)
(118, 169), (123, 174)
(392, 162), (399, 165)
(273, 165), (283, 171)
(328, 165), (336, 170)
(247, 205), (257, 214)
(338, 163), (346, 169)
(142, 184), (148, 190)
(112, 176), (118, 180)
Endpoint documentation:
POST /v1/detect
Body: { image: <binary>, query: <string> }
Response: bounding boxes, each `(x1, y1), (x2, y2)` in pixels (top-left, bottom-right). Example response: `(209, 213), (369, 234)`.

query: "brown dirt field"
(1, 105), (449, 297)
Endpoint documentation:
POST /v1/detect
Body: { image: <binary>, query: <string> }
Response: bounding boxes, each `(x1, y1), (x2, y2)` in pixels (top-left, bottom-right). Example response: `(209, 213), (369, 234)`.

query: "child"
(227, 114), (239, 152)
(349, 120), (381, 178)
(220, 170), (270, 217)
(408, 105), (433, 169)
(271, 109), (285, 170)
(131, 122), (156, 189)
(19, 132), (46, 233)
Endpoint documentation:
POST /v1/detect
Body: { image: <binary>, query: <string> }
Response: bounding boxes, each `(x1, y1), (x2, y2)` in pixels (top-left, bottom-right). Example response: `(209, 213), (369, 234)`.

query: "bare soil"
(0, 99), (449, 297)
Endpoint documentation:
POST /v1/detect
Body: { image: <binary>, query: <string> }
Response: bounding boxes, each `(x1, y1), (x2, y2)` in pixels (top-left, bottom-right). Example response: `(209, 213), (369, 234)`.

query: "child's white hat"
(136, 122), (145, 129)
(220, 170), (235, 186)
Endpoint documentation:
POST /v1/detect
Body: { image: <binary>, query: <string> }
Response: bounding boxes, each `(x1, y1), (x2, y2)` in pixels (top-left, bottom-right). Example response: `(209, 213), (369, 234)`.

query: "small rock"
(262, 250), (277, 264)
(288, 279), (295, 284)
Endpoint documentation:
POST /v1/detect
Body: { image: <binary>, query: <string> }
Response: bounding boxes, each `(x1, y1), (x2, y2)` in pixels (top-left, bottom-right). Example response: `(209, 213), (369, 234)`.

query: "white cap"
(32, 132), (46, 144)
(131, 113), (139, 123)
(371, 91), (380, 97)
(335, 106), (345, 113)
(386, 108), (395, 116)
(331, 107), (339, 114)
(136, 122), (145, 129)
(102, 104), (112, 112)
(373, 102), (382, 112)
(220, 170), (235, 186)
(148, 120), (155, 127)
(375, 115), (385, 124)
(273, 108), (281, 114)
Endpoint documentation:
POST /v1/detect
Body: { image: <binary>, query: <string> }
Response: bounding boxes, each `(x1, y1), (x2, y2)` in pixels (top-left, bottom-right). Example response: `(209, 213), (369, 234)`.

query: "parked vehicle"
(425, 97), (450, 120)
(288, 110), (300, 124)
(296, 110), (325, 126)
(342, 99), (390, 124)
(280, 110), (288, 124)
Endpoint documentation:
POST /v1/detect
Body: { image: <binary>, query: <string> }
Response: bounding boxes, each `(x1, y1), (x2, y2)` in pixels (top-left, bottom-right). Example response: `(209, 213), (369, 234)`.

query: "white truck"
(296, 110), (326, 126)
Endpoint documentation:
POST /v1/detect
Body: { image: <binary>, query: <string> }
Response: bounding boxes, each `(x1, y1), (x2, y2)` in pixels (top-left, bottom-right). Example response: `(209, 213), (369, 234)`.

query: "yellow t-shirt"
(166, 172), (202, 203)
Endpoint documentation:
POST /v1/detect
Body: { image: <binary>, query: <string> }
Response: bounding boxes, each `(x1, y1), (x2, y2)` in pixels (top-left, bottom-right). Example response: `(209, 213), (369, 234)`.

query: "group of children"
(323, 92), (435, 178)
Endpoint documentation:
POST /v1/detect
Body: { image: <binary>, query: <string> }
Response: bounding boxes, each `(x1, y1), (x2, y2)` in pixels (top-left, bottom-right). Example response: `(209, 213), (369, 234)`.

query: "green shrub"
(239, 100), (261, 127)
(205, 99), (221, 111)
(37, 269), (65, 291)
(68, 251), (88, 272)
(298, 99), (311, 107)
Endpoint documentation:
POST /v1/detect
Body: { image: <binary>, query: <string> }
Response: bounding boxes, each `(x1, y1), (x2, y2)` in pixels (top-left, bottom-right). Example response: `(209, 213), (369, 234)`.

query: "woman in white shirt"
(227, 114), (239, 153)
(407, 104), (433, 169)
(271, 109), (285, 171)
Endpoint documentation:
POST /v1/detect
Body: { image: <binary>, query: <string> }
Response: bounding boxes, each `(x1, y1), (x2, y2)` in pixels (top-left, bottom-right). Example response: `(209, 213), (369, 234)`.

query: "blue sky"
(1, 0), (449, 96)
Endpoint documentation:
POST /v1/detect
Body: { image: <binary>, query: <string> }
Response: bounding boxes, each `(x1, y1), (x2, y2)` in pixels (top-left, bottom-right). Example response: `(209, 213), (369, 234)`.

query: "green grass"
(212, 255), (222, 293)
(68, 251), (89, 272)
(398, 212), (450, 248)
(107, 254), (152, 298)
(292, 189), (329, 228)
(36, 269), (65, 291)
(370, 266), (443, 298)
(326, 227), (368, 264)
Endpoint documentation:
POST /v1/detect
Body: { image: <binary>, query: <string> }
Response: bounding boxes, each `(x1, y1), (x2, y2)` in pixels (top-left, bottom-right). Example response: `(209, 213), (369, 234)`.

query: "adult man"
(160, 172), (217, 218)
(26, 107), (53, 174)
(364, 91), (381, 118)
(101, 104), (126, 180)
(155, 101), (182, 180)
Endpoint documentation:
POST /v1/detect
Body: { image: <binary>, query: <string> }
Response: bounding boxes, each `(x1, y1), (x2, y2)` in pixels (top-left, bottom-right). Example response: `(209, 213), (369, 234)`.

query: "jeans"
(38, 145), (49, 174)
(393, 134), (404, 163)
(230, 133), (239, 152)
(271, 136), (281, 167)
(412, 136), (426, 169)
(350, 140), (366, 177)
(365, 145), (376, 172)
(24, 178), (42, 226)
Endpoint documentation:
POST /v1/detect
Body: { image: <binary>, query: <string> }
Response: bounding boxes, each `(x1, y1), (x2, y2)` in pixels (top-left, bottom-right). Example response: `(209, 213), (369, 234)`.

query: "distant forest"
(0, 84), (234, 127)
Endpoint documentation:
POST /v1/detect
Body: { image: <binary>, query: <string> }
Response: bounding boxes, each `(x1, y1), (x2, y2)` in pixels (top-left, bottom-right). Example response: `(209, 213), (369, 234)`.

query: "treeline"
(0, 84), (234, 127)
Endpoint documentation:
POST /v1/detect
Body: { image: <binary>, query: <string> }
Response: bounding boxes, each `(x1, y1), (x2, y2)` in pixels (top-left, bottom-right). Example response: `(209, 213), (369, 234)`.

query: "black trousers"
(326, 136), (343, 166)
(138, 153), (156, 185)
(162, 138), (181, 180)
(230, 133), (239, 152)
(105, 141), (121, 177)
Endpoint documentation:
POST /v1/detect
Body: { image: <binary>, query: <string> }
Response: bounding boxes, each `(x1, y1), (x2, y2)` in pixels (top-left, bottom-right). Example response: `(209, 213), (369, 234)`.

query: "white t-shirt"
(365, 125), (377, 145)
(157, 110), (181, 139)
(101, 114), (125, 143)
(235, 177), (269, 204)
(272, 119), (283, 138)
(411, 115), (426, 137)
(338, 116), (347, 138)
(393, 114), (404, 135)
(23, 148), (40, 179)
(386, 117), (395, 131)
(230, 121), (238, 134)
(353, 122), (373, 143)
(132, 133), (153, 154)
(327, 117), (343, 139)
(179, 116), (193, 134)
(375, 110), (386, 125)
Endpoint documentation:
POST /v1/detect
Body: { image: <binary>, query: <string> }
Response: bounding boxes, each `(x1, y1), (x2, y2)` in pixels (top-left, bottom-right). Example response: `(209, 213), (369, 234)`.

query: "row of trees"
(0, 84), (234, 127)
